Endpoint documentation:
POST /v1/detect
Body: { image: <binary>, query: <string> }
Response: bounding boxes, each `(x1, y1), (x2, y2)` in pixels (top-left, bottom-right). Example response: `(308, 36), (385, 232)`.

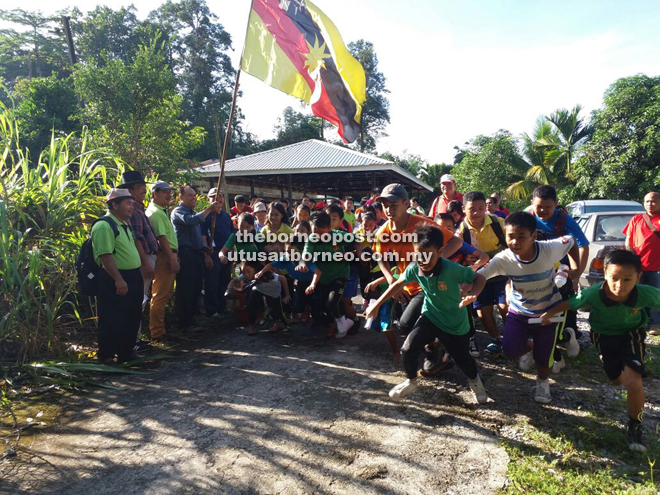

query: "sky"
(3, 0), (659, 163)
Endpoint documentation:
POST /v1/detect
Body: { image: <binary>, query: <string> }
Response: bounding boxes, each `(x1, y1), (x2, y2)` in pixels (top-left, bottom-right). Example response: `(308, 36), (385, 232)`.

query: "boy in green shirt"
(301, 211), (358, 338)
(366, 224), (488, 404)
(541, 249), (660, 453)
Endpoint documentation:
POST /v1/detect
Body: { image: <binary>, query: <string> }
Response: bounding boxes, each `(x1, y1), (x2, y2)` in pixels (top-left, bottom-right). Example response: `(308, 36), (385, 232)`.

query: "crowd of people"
(85, 170), (660, 454)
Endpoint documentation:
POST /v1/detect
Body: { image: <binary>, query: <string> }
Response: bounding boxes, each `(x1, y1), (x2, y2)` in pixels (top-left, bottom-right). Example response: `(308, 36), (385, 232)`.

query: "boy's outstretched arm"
(539, 300), (570, 325)
(469, 249), (489, 272)
(256, 263), (274, 279)
(460, 273), (486, 307)
(365, 277), (407, 321)
(305, 268), (322, 295)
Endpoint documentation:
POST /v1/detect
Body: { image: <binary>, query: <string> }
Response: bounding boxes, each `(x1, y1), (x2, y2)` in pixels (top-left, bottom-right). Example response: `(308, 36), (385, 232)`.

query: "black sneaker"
(469, 337), (480, 358)
(485, 339), (502, 355)
(628, 420), (647, 453)
(133, 339), (153, 353)
(420, 353), (455, 377)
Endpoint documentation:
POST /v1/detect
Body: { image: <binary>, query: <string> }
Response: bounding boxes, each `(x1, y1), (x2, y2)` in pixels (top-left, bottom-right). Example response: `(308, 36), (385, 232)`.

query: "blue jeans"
(641, 270), (660, 324)
(204, 251), (232, 316)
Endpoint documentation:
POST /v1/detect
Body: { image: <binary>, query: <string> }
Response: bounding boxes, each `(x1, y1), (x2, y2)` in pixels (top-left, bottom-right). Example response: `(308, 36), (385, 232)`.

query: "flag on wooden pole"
(241, 0), (366, 143)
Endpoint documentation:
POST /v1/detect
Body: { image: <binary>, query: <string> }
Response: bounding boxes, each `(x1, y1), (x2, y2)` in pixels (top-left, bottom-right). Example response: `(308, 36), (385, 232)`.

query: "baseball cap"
(376, 183), (409, 202)
(151, 180), (175, 192)
(106, 188), (132, 202)
(253, 202), (267, 212)
(440, 174), (455, 184)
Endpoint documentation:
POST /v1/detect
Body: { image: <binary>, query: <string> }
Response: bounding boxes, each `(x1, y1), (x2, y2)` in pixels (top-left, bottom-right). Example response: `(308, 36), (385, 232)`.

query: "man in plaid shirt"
(118, 171), (159, 350)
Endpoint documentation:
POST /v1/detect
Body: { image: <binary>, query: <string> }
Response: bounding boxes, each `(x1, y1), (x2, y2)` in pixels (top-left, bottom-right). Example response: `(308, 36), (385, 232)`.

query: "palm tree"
(507, 106), (592, 200)
(506, 118), (559, 200)
(536, 105), (593, 178)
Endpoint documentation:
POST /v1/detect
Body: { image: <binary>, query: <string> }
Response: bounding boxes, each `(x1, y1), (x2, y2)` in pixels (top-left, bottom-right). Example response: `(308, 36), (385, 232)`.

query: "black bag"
(76, 217), (119, 297)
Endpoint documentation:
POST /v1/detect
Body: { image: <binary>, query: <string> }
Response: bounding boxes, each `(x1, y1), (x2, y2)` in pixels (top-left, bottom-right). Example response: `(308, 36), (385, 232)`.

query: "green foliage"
(348, 40), (390, 153)
(71, 5), (147, 64)
(451, 130), (528, 210)
(149, 0), (237, 160)
(380, 151), (427, 178)
(574, 75), (660, 201)
(74, 35), (205, 179)
(13, 74), (79, 153)
(0, 9), (71, 86)
(0, 98), (118, 362)
(421, 163), (453, 188)
(258, 106), (322, 151)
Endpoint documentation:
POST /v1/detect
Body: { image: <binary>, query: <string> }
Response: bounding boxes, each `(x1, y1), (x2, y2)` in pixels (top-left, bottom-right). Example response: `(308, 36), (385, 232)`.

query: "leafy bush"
(0, 98), (120, 362)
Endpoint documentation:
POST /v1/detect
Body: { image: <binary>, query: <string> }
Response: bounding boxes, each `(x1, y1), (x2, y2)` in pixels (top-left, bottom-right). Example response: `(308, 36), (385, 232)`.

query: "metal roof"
(189, 139), (432, 191)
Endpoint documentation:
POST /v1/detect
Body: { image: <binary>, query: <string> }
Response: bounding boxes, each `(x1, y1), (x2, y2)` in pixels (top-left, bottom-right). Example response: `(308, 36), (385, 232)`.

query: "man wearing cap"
(374, 184), (463, 362)
(146, 181), (179, 340)
(91, 189), (143, 363)
(429, 174), (464, 218)
(117, 171), (159, 349)
(201, 188), (234, 318)
(171, 185), (222, 328)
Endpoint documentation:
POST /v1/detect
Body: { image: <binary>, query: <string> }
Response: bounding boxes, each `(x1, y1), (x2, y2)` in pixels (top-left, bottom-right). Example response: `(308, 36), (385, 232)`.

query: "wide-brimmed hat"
(117, 170), (146, 188)
(106, 188), (133, 202)
(253, 202), (267, 212)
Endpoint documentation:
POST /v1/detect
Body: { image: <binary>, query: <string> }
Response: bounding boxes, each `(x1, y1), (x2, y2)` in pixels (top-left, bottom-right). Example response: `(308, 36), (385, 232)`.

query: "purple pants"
(503, 311), (561, 368)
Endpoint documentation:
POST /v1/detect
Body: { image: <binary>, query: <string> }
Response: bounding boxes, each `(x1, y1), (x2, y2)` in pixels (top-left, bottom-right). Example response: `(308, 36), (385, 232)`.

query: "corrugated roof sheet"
(194, 139), (392, 174)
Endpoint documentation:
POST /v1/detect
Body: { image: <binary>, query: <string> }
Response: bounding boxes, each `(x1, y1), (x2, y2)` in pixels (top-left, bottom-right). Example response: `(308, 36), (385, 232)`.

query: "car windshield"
(594, 215), (633, 242)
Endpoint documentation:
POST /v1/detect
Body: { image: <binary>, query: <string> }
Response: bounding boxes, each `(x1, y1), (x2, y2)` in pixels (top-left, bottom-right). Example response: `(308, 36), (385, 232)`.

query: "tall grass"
(0, 99), (121, 362)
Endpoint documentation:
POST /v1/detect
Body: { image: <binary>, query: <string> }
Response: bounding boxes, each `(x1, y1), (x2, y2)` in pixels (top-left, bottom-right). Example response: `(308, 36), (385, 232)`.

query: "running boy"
(540, 249), (660, 452)
(459, 191), (508, 355)
(366, 224), (488, 403)
(477, 212), (576, 403)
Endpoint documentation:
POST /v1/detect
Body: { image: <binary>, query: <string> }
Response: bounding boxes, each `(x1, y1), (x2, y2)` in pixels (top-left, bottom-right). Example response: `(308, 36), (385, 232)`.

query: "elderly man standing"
(429, 174), (464, 217)
(624, 191), (660, 328)
(91, 189), (143, 363)
(146, 181), (179, 340)
(117, 170), (159, 351)
(171, 185), (221, 329)
(202, 187), (234, 318)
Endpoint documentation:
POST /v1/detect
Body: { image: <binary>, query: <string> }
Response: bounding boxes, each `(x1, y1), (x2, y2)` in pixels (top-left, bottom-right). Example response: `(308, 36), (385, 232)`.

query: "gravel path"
(2, 322), (509, 494)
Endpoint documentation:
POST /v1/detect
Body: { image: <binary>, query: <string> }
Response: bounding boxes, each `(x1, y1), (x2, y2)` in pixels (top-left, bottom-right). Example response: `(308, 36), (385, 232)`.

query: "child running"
(366, 224), (488, 404)
(540, 249), (660, 452)
(477, 211), (576, 403)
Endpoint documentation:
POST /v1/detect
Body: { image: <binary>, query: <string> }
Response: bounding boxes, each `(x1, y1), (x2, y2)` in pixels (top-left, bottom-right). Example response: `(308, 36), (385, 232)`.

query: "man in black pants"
(91, 189), (144, 363)
(171, 186), (221, 329)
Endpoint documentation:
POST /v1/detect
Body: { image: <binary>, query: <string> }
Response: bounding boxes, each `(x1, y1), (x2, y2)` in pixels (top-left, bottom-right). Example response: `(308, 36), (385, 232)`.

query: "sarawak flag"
(242, 0), (366, 143)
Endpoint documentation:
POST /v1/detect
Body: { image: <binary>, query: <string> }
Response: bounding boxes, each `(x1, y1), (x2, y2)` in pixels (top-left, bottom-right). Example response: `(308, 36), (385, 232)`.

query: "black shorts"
(591, 328), (647, 381)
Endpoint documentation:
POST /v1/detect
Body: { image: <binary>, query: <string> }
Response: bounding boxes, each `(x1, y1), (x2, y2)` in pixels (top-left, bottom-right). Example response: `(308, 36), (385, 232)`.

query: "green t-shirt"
(146, 202), (178, 250)
(402, 259), (476, 335)
(568, 282), (660, 336)
(344, 211), (356, 228)
(91, 213), (141, 270)
(303, 229), (353, 285)
(224, 232), (259, 254)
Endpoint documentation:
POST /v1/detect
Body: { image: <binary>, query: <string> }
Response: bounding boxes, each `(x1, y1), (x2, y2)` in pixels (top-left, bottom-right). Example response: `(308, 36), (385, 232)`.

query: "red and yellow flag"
(241, 0), (366, 144)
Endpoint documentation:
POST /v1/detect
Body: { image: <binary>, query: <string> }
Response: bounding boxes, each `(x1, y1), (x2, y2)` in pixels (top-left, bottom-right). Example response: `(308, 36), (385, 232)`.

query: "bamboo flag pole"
(209, 0), (254, 246)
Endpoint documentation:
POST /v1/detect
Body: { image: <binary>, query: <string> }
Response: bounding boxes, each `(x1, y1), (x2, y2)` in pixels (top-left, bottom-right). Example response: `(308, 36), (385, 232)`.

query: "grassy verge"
(501, 334), (660, 494)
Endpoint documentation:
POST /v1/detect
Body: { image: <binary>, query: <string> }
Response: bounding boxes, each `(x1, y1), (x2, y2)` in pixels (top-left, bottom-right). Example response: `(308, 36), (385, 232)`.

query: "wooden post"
(287, 174), (293, 205)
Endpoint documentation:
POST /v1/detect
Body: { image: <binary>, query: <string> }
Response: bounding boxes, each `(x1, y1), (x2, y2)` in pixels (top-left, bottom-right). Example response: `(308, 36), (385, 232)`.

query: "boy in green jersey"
(541, 249), (660, 453)
(366, 224), (488, 404)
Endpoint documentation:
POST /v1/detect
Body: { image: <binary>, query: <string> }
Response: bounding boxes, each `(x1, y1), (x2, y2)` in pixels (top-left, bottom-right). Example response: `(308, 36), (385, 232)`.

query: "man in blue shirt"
(171, 185), (221, 328)
(530, 185), (589, 369)
(202, 188), (234, 317)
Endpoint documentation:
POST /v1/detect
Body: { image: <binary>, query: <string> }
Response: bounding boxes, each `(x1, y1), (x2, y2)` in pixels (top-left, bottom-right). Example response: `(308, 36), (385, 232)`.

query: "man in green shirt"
(541, 249), (660, 453)
(146, 181), (179, 340)
(366, 224), (488, 404)
(91, 188), (143, 363)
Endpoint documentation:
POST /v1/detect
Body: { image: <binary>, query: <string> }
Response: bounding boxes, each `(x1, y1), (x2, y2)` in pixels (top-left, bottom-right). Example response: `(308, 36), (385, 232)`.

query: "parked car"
(569, 200), (645, 288)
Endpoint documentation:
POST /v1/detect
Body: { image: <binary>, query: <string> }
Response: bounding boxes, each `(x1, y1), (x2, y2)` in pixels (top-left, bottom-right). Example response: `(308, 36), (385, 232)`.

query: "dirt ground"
(0, 320), (509, 495)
